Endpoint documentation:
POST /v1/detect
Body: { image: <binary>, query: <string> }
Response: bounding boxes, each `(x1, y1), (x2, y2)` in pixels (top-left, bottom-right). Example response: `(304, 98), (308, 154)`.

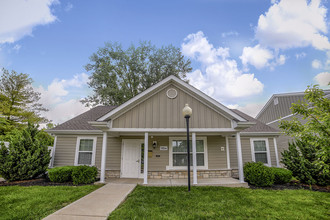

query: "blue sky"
(0, 0), (329, 124)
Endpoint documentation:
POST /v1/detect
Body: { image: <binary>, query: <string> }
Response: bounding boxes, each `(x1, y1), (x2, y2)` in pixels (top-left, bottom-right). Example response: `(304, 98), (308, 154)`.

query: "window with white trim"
(168, 137), (208, 170)
(251, 138), (271, 166)
(75, 137), (96, 166)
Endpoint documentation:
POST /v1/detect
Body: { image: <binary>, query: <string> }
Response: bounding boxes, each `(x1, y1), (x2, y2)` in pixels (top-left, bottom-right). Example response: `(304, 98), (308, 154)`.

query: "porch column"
(192, 133), (197, 185)
(100, 131), (107, 183)
(235, 132), (244, 183)
(274, 138), (280, 167)
(225, 136), (230, 169)
(144, 132), (148, 184)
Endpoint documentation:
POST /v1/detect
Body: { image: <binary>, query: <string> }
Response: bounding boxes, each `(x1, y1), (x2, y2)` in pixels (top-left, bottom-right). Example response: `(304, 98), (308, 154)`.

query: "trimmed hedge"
(48, 166), (98, 185)
(271, 167), (292, 184)
(72, 166), (98, 185)
(243, 162), (274, 186)
(48, 166), (75, 183)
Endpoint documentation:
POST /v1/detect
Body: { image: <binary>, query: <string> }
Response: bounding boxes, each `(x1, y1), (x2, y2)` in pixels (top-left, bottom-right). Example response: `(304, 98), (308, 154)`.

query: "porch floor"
(105, 177), (248, 188)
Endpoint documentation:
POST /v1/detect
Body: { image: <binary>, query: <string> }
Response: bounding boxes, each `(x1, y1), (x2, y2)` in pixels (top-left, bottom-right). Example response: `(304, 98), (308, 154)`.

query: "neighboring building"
(47, 76), (280, 184)
(256, 89), (330, 163)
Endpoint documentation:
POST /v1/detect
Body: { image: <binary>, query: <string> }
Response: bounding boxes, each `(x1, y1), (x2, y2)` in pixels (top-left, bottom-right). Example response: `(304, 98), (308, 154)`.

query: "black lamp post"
(182, 104), (192, 192)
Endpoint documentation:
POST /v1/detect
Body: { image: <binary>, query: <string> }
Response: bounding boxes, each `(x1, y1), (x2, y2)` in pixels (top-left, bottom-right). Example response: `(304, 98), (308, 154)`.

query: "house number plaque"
(160, 146), (168, 151)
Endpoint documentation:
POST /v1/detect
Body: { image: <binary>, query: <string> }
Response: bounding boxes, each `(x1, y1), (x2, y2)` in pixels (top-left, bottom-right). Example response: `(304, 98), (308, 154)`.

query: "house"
(47, 75), (280, 184)
(256, 89), (330, 162)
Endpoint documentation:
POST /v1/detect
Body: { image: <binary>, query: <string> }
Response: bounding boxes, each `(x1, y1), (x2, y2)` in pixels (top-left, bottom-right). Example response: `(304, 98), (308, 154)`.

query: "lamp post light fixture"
(182, 104), (192, 192)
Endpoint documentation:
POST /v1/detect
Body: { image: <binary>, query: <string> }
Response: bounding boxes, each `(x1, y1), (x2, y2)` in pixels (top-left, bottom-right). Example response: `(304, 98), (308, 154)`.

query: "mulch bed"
(249, 182), (330, 193)
(0, 178), (96, 187)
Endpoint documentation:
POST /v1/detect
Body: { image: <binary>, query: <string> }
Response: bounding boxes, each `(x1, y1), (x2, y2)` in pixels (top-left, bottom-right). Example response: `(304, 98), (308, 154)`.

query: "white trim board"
(250, 137), (271, 167)
(74, 136), (97, 166)
(166, 136), (208, 170)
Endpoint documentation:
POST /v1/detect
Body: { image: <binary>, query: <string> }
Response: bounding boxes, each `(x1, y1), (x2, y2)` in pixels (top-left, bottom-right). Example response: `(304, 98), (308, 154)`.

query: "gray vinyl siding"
(228, 136), (279, 168)
(268, 138), (276, 166)
(112, 84), (232, 129)
(257, 95), (305, 124)
(53, 136), (76, 166)
(228, 137), (238, 169)
(207, 136), (227, 169)
(147, 136), (169, 171)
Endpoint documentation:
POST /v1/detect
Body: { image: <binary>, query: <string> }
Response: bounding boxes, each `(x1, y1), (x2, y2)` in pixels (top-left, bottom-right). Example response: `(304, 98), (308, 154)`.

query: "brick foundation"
(103, 169), (239, 179)
(148, 169), (238, 179)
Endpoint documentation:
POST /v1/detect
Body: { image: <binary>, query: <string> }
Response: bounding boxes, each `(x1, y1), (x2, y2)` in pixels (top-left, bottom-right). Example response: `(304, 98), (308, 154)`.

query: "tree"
(279, 85), (330, 185)
(0, 68), (48, 135)
(0, 124), (51, 181)
(82, 41), (192, 106)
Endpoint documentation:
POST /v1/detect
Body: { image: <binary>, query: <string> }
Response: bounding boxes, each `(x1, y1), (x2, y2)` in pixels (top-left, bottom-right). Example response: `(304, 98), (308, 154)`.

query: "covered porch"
(96, 129), (247, 185)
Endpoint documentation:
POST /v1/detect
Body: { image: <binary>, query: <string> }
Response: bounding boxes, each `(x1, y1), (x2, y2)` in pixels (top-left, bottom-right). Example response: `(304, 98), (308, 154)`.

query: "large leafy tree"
(82, 42), (192, 106)
(279, 85), (330, 185)
(0, 68), (48, 135)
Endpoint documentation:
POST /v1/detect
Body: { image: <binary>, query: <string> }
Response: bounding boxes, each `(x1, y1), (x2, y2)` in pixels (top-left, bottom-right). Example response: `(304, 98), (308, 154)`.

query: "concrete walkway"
(44, 183), (136, 220)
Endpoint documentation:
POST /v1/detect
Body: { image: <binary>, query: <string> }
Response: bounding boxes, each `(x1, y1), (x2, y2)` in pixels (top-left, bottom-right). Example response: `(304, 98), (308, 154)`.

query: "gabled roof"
(231, 109), (279, 133)
(256, 89), (330, 120)
(49, 106), (116, 131)
(97, 75), (247, 122)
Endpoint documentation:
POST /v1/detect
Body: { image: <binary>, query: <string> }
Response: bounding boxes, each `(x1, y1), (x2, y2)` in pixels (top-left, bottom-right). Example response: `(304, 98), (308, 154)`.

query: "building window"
(274, 97), (278, 105)
(75, 137), (97, 166)
(167, 137), (208, 170)
(250, 138), (271, 166)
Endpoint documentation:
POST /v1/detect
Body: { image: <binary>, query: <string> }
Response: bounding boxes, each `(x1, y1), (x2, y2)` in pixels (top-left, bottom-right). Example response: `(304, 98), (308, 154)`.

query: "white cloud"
(240, 45), (274, 69)
(35, 73), (90, 124)
(182, 31), (264, 101)
(0, 0), (57, 44)
(295, 52), (306, 59)
(227, 103), (265, 117)
(314, 72), (330, 86)
(42, 100), (89, 125)
(221, 31), (239, 38)
(256, 0), (330, 50)
(182, 31), (230, 65)
(312, 59), (323, 69)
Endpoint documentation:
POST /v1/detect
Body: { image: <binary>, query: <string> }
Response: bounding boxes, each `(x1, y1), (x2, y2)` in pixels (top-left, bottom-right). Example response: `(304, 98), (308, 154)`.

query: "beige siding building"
(48, 76), (280, 184)
(256, 90), (330, 163)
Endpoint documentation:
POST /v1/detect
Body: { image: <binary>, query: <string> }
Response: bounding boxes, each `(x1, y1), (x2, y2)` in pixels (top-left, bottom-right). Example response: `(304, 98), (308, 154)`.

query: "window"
(274, 97), (278, 105)
(250, 138), (271, 166)
(75, 137), (97, 166)
(167, 137), (208, 170)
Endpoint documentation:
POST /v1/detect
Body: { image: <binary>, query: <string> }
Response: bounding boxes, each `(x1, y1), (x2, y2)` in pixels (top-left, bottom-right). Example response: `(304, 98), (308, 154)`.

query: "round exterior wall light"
(166, 88), (178, 99)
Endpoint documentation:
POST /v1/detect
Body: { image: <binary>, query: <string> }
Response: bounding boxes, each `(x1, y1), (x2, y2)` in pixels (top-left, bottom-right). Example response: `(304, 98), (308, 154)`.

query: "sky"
(0, 0), (330, 125)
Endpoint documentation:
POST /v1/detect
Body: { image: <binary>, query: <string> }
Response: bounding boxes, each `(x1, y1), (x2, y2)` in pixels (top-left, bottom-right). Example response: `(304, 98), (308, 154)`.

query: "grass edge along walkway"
(0, 184), (102, 220)
(109, 185), (330, 220)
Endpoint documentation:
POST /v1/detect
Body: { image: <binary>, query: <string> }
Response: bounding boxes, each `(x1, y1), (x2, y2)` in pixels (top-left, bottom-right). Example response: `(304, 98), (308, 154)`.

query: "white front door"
(121, 139), (142, 178)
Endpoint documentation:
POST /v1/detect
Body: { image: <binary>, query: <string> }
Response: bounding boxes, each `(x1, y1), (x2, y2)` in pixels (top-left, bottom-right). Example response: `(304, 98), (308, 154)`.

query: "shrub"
(0, 124), (51, 181)
(48, 166), (75, 183)
(270, 167), (292, 184)
(281, 140), (330, 186)
(71, 166), (98, 185)
(244, 162), (274, 186)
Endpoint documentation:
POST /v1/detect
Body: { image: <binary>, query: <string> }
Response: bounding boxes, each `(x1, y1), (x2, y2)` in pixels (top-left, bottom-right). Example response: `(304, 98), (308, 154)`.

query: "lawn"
(0, 185), (101, 220)
(109, 186), (330, 219)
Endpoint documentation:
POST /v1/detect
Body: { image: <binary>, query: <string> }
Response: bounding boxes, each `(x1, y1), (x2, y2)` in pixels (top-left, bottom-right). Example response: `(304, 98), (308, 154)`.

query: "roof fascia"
(46, 130), (102, 135)
(97, 75), (246, 122)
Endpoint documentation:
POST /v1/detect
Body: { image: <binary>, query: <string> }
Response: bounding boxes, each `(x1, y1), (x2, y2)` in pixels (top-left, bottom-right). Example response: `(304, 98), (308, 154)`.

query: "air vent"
(166, 88), (178, 99)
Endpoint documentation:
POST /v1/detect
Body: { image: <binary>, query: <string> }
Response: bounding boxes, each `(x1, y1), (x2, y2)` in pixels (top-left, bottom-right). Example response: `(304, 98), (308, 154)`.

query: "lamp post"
(182, 104), (192, 192)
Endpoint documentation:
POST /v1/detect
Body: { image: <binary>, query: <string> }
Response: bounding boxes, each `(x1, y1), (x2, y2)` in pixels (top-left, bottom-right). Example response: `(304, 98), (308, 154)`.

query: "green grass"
(0, 185), (102, 220)
(109, 186), (330, 220)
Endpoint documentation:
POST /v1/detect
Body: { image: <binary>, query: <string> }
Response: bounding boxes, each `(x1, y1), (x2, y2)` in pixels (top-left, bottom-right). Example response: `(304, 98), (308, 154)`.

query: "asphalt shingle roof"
(50, 106), (116, 131)
(231, 109), (279, 133)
